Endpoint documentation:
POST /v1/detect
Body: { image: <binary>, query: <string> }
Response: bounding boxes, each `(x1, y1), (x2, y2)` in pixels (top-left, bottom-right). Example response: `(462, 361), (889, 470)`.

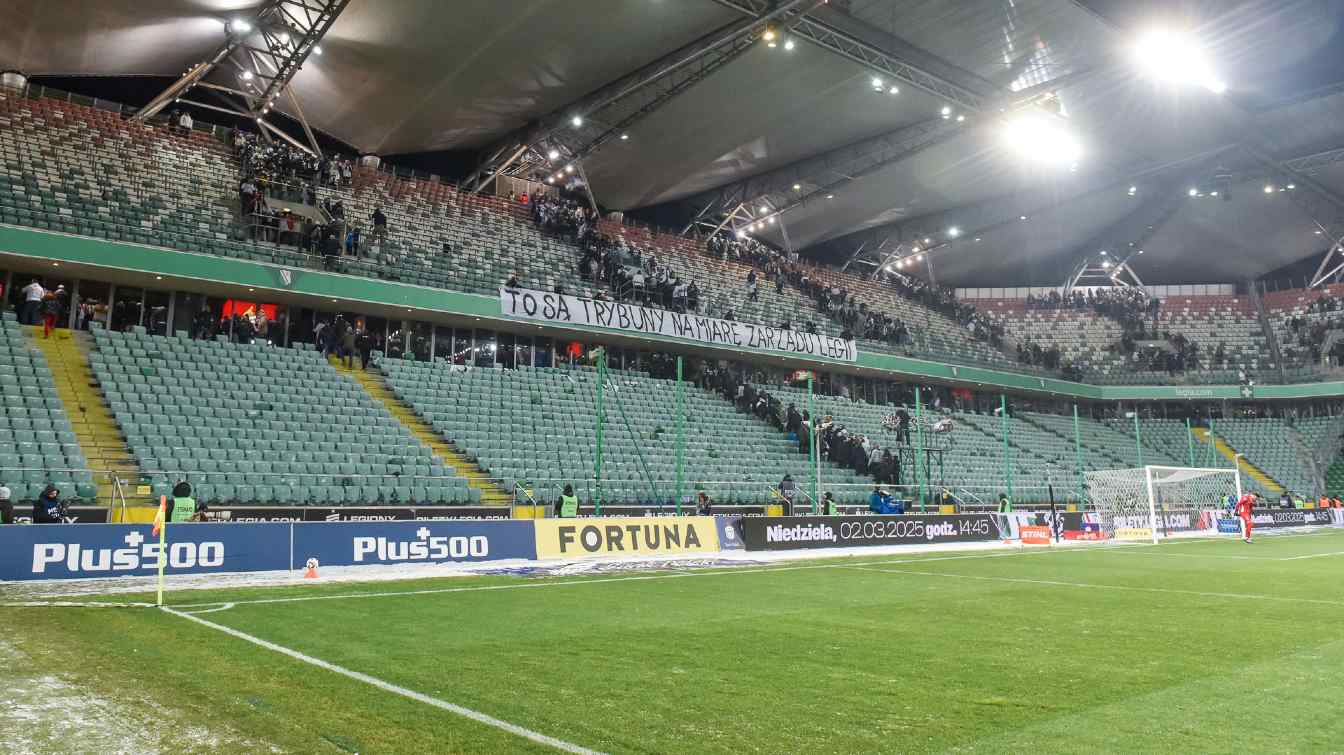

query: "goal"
(1085, 466), (1242, 544)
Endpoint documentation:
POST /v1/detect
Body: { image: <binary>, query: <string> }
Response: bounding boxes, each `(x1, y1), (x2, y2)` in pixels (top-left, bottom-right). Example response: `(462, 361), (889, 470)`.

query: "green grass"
(5, 531), (1344, 753)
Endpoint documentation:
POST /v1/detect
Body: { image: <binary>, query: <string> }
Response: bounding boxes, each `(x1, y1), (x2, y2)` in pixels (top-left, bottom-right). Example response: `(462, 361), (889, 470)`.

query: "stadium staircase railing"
(1190, 427), (1284, 494)
(331, 356), (511, 506)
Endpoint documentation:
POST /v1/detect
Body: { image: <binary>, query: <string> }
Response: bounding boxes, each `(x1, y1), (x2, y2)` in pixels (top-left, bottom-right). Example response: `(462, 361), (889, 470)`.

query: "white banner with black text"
(500, 287), (858, 362)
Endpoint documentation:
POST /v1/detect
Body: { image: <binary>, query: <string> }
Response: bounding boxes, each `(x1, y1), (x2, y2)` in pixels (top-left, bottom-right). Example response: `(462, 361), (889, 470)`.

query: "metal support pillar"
(1001, 394), (1013, 502)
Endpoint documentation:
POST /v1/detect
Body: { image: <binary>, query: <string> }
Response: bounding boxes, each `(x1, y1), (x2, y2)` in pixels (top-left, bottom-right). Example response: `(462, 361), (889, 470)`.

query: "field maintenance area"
(3, 529), (1343, 754)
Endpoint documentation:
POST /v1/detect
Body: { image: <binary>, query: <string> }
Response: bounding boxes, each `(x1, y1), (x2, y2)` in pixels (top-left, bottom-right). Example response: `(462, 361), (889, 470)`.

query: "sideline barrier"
(0, 520), (537, 581)
(533, 517), (720, 559)
(739, 514), (1001, 551)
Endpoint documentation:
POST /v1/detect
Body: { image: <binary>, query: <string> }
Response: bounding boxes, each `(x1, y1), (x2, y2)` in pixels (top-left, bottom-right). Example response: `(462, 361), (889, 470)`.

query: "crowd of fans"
(1285, 294), (1344, 366)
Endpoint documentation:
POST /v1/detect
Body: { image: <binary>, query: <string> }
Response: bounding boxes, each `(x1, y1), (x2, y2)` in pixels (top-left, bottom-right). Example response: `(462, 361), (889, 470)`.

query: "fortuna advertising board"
(533, 517), (721, 559)
(739, 514), (1000, 551)
(0, 520), (537, 581)
(500, 287), (858, 362)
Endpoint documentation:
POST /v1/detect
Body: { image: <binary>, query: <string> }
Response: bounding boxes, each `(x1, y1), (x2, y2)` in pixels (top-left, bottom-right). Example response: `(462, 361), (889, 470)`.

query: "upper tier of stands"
(0, 313), (94, 502)
(89, 327), (476, 506)
(979, 295), (1272, 384)
(3, 89), (1341, 387)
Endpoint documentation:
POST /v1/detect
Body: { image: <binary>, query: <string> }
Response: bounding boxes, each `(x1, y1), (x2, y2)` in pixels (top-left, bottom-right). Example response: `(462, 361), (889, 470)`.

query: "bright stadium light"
(948, 226), (961, 238)
(570, 115), (583, 127)
(619, 133), (629, 141)
(871, 76), (884, 91)
(313, 45), (324, 55)
(1264, 184), (1275, 194)
(759, 206), (769, 215)
(547, 149), (560, 160)
(1188, 187), (1199, 197)
(240, 70), (254, 81)
(941, 105), (952, 116)
(784, 38), (795, 51)
(1128, 186), (1138, 195)
(1002, 111), (1081, 166)
(792, 183), (802, 191)
(564, 164), (575, 174)
(1133, 29), (1227, 94)
(888, 85), (899, 95)
(279, 32), (291, 44)
(230, 18), (252, 33)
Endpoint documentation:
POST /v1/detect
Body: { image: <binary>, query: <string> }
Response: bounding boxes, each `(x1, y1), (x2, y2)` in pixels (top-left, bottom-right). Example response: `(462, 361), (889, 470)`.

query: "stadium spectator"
(697, 491), (712, 515)
(822, 491), (838, 515)
(356, 325), (374, 369)
(41, 285), (66, 338)
(0, 482), (11, 524)
(371, 207), (388, 242)
(20, 279), (44, 325)
(505, 273), (521, 289)
(997, 493), (1013, 513)
(1279, 490), (1292, 509)
(32, 484), (65, 523)
(177, 110), (193, 136)
(778, 474), (797, 514)
(868, 486), (901, 514)
(558, 484), (579, 517)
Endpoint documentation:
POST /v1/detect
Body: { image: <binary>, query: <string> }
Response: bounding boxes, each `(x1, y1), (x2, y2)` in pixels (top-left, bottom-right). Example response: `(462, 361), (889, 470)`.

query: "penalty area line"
(843, 566), (1344, 607)
(161, 607), (606, 755)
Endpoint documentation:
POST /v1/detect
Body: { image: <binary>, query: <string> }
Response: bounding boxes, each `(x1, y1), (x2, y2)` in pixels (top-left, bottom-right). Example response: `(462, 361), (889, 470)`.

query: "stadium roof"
(7, 0), (1344, 287)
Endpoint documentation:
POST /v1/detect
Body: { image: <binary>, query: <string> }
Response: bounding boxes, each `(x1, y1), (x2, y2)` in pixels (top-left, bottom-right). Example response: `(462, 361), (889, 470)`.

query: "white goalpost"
(1085, 465), (1242, 544)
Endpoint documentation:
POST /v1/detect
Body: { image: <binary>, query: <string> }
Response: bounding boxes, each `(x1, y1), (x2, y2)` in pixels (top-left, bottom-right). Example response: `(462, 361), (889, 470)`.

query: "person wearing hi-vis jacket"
(557, 485), (579, 518)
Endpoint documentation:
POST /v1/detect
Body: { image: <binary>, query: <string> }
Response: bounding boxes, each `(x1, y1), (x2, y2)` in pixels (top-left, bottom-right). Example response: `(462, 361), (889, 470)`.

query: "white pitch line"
(161, 607), (605, 755)
(843, 566), (1344, 607)
(177, 602), (236, 615)
(170, 547), (1068, 610)
(1280, 550), (1344, 561)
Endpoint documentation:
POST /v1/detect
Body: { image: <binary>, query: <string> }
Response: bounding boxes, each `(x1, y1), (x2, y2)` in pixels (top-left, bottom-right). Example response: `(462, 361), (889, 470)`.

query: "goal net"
(1085, 466), (1242, 543)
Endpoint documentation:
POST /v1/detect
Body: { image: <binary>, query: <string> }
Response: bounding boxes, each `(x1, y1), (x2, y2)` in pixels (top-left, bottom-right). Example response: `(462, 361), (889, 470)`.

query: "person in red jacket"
(1234, 492), (1259, 543)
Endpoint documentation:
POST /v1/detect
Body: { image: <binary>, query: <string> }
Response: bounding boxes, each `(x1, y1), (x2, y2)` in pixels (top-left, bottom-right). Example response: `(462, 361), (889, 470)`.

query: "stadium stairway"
(25, 327), (147, 504)
(1191, 427), (1284, 494)
(328, 357), (511, 506)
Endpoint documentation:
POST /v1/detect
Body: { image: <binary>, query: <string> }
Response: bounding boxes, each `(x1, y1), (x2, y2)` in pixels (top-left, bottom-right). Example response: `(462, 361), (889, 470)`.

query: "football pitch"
(4, 530), (1344, 754)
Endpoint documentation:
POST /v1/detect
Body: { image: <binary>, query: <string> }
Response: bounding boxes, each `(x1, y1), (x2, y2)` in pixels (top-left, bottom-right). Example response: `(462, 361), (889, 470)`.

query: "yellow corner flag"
(151, 494), (167, 537)
(153, 495), (167, 606)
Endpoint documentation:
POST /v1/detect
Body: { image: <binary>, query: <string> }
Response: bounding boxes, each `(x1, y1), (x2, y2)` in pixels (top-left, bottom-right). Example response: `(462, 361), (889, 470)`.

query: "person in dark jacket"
(32, 484), (65, 523)
(696, 491), (712, 516)
(0, 482), (13, 524)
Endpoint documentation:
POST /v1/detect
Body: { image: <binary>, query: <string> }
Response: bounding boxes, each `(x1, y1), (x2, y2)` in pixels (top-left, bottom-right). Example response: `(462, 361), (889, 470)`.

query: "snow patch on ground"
(0, 638), (280, 754)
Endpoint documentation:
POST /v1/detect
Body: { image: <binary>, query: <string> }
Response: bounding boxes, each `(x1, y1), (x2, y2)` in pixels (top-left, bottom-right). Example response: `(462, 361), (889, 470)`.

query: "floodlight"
(826, 193), (834, 199)
(1001, 111), (1081, 166)
(230, 19), (252, 33)
(767, 217), (776, 225)
(784, 38), (795, 51)
(279, 32), (291, 44)
(313, 45), (323, 55)
(763, 28), (777, 42)
(759, 206), (769, 215)
(564, 164), (574, 174)
(923, 237), (931, 244)
(948, 226), (961, 237)
(792, 183), (802, 191)
(1264, 185), (1275, 194)
(1133, 29), (1227, 94)
(956, 114), (965, 122)
(941, 106), (952, 116)
(1019, 215), (1028, 221)
(736, 230), (746, 238)
(619, 133), (629, 141)
(545, 177), (554, 184)
(1128, 186), (1137, 195)
(872, 76), (884, 90)
(570, 115), (583, 127)
(1287, 183), (1296, 190)
(547, 149), (560, 160)
(915, 254), (924, 261)
(1188, 187), (1198, 197)
(241, 70), (254, 81)
(1102, 261), (1112, 269)
(889, 86), (899, 95)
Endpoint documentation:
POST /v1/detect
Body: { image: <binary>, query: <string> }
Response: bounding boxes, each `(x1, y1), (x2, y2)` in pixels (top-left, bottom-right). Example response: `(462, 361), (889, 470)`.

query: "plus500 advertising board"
(0, 521), (538, 581)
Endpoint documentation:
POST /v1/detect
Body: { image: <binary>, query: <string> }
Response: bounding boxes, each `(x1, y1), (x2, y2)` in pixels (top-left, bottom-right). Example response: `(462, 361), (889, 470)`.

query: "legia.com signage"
(501, 287), (857, 362)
